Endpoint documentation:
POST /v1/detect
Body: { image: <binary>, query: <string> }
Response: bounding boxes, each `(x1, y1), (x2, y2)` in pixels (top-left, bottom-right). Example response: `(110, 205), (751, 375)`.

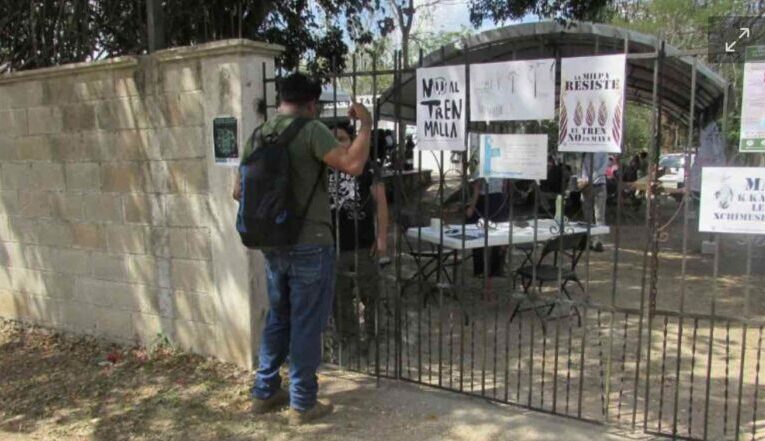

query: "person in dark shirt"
(325, 120), (389, 343)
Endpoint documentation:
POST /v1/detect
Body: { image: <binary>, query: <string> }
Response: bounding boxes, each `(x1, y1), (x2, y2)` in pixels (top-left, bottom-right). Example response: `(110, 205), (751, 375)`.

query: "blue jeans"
(252, 244), (335, 411)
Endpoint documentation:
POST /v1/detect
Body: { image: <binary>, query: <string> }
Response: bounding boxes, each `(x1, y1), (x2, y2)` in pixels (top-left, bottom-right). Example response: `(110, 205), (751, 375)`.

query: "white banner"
(699, 167), (765, 235)
(416, 65), (466, 151)
(479, 134), (548, 180)
(739, 46), (765, 152)
(469, 59), (556, 121)
(558, 54), (626, 153)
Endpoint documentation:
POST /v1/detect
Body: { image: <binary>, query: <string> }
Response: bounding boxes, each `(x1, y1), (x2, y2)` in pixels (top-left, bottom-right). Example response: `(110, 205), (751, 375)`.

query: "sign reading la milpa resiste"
(416, 65), (466, 151)
(739, 46), (765, 152)
(470, 59), (556, 121)
(558, 54), (626, 153)
(700, 167), (765, 235)
(479, 134), (548, 180)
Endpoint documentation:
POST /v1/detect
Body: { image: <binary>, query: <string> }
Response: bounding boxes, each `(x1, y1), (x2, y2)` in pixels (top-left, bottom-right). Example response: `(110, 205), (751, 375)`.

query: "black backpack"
(236, 118), (324, 248)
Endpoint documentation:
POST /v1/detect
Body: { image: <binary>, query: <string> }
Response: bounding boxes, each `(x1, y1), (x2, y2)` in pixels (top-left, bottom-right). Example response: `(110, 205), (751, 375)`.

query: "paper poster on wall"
(558, 54), (626, 153)
(699, 167), (765, 235)
(739, 46), (765, 152)
(690, 122), (726, 193)
(479, 134), (548, 180)
(213, 116), (239, 166)
(416, 65), (466, 151)
(469, 59), (556, 121)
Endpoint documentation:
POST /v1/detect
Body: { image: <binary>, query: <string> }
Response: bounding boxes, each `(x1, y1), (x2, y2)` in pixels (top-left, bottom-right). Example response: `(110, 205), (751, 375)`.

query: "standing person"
(233, 73), (372, 424)
(578, 152), (608, 252)
(466, 178), (508, 277)
(325, 119), (389, 346)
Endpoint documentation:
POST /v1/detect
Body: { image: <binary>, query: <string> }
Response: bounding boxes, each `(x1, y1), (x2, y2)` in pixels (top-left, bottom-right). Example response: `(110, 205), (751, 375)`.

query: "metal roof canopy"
(377, 21), (730, 127)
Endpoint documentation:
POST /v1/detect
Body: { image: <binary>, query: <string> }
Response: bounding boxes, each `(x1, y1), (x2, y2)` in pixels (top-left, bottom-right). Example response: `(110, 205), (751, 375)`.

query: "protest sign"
(416, 65), (466, 151)
(739, 46), (765, 152)
(479, 134), (548, 180)
(469, 59), (556, 121)
(699, 167), (765, 235)
(558, 54), (626, 153)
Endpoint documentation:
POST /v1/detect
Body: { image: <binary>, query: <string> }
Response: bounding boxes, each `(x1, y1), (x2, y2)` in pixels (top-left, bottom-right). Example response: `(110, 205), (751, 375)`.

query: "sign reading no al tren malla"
(700, 167), (765, 235)
(558, 54), (626, 153)
(416, 65), (466, 151)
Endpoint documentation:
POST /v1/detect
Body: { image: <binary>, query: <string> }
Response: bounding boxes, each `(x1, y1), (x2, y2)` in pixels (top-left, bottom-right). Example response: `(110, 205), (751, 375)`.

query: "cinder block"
(168, 160), (208, 193)
(49, 192), (85, 220)
(128, 254), (158, 286)
(123, 193), (164, 224)
(0, 134), (18, 161)
(16, 136), (53, 161)
(61, 301), (97, 333)
(27, 106), (63, 135)
(0, 289), (20, 317)
(187, 228), (211, 260)
(9, 267), (46, 295)
(146, 161), (173, 193)
(95, 307), (133, 339)
(31, 163), (65, 191)
(173, 290), (216, 324)
(95, 100), (135, 130)
(91, 252), (128, 282)
(0, 82), (43, 109)
(35, 221), (74, 247)
(52, 248), (91, 275)
(174, 318), (217, 356)
(149, 227), (170, 258)
(71, 223), (105, 249)
(83, 194), (122, 223)
(0, 241), (21, 267)
(158, 127), (206, 159)
(108, 130), (146, 161)
(61, 104), (97, 132)
(50, 132), (98, 162)
(168, 228), (187, 258)
(158, 92), (204, 127)
(170, 259), (211, 293)
(21, 245), (55, 270)
(0, 109), (28, 137)
(0, 215), (9, 239)
(114, 70), (142, 98)
(8, 216), (35, 243)
(65, 163), (101, 191)
(19, 191), (51, 218)
(105, 224), (148, 254)
(42, 273), (75, 299)
(160, 61), (202, 92)
(165, 195), (210, 227)
(1, 163), (32, 190)
(131, 312), (166, 343)
(0, 190), (20, 215)
(101, 162), (149, 193)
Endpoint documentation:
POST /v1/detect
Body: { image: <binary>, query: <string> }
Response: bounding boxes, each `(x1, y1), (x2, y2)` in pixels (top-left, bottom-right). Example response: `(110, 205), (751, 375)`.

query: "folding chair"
(511, 232), (588, 325)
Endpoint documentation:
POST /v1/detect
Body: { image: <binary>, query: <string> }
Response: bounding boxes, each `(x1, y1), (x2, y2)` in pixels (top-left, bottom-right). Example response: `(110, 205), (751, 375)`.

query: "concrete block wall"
(0, 39), (281, 367)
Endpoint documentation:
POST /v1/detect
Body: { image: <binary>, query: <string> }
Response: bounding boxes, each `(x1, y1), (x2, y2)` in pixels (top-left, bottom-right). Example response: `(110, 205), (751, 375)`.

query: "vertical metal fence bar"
(671, 54), (697, 438)
(371, 52), (381, 386)
(689, 318), (699, 438)
(394, 49), (404, 380)
(752, 326), (763, 441)
(734, 238), (753, 441)
(640, 36), (664, 433)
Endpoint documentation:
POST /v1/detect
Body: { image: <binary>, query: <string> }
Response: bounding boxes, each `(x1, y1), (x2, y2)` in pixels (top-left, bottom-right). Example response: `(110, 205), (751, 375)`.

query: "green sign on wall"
(213, 116), (239, 165)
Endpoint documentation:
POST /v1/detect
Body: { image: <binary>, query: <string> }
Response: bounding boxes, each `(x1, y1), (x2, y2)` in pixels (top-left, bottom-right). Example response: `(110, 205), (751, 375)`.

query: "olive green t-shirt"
(241, 114), (339, 245)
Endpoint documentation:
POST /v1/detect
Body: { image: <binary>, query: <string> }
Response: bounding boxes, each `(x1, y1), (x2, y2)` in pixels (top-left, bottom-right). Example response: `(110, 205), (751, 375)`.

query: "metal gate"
(261, 23), (765, 441)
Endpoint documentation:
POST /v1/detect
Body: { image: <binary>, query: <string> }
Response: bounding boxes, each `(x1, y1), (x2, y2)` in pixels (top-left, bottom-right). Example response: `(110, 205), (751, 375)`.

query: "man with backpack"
(232, 73), (372, 424)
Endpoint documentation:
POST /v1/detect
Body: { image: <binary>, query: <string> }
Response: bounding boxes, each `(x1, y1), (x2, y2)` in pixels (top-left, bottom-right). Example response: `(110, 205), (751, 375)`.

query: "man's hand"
(466, 206), (475, 219)
(232, 172), (242, 201)
(348, 100), (372, 127)
(577, 178), (589, 191)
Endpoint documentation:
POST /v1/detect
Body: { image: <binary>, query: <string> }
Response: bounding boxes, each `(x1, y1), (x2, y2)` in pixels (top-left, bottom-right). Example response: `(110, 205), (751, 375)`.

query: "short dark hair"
(278, 73), (322, 104)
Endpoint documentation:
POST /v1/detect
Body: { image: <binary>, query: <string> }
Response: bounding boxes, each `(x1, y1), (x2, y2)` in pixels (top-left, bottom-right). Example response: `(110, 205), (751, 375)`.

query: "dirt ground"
(0, 320), (643, 441)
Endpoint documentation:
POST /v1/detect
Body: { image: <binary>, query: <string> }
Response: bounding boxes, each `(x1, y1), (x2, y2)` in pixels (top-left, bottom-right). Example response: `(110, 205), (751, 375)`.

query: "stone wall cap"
(0, 39), (283, 85)
(0, 56), (138, 85)
(153, 39), (285, 62)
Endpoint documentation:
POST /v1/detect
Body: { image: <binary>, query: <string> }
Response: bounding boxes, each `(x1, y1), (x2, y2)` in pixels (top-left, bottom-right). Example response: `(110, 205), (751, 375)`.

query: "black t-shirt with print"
(329, 162), (377, 252)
